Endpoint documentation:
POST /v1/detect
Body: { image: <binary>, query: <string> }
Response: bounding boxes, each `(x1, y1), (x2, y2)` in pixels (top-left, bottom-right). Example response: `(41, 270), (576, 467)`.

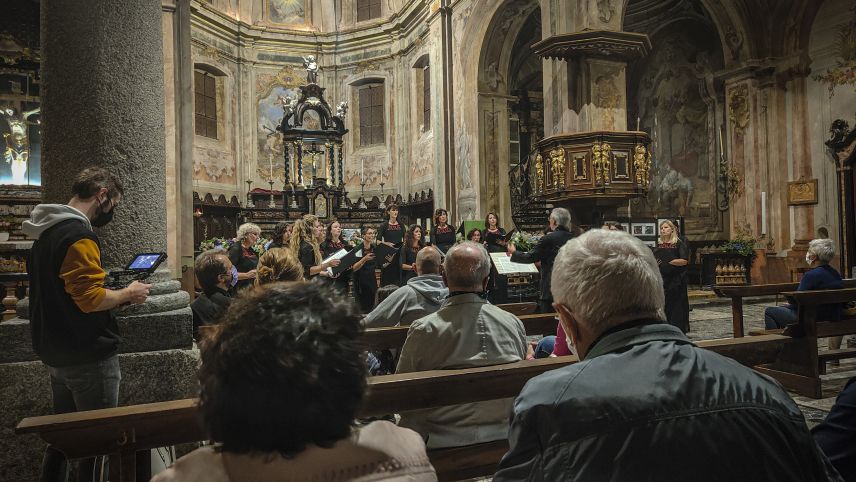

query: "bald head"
(442, 241), (492, 291)
(416, 247), (442, 275)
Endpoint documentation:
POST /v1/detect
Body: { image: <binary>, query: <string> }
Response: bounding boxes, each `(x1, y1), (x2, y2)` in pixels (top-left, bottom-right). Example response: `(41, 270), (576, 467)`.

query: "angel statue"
(3, 107), (40, 185)
(336, 101), (348, 118)
(302, 55), (319, 84)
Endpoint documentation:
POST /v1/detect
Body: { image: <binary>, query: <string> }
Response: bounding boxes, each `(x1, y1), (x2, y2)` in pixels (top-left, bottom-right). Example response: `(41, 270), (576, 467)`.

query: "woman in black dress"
(352, 226), (379, 313)
(657, 219), (690, 333)
(323, 219), (351, 293)
(227, 222), (260, 290)
(431, 208), (456, 255)
(482, 212), (507, 253)
(290, 214), (339, 280)
(267, 221), (292, 249)
(377, 204), (404, 286)
(399, 224), (424, 285)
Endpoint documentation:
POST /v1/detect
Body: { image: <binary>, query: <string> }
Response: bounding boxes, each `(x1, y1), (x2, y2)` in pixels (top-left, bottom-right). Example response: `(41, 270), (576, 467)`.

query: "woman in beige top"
(152, 280), (436, 482)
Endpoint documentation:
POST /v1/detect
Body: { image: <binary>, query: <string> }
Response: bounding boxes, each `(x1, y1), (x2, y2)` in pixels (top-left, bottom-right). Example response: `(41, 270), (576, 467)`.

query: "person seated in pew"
(255, 247), (303, 286)
(765, 238), (843, 330)
(494, 229), (843, 482)
(363, 248), (448, 328)
(813, 376), (856, 481)
(153, 281), (437, 482)
(366, 284), (404, 376)
(190, 250), (235, 338)
(396, 241), (527, 449)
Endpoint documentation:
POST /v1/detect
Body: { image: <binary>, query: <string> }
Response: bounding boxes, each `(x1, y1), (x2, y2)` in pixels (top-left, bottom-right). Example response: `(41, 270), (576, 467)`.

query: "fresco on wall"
(258, 86), (299, 183)
(632, 29), (720, 228)
(812, 5), (856, 97)
(267, 0), (306, 25)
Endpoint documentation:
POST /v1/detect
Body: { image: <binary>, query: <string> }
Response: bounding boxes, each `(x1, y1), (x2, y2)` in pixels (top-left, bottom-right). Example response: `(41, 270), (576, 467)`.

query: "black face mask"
(91, 196), (115, 228)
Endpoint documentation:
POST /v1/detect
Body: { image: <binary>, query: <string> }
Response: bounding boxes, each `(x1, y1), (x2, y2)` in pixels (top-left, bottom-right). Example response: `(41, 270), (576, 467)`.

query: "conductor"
(507, 208), (574, 313)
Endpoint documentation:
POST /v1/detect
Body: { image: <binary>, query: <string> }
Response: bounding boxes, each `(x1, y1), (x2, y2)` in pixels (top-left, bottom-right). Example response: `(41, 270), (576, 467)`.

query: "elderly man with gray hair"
(508, 207), (574, 312)
(494, 230), (843, 481)
(765, 238), (843, 330)
(397, 241), (527, 449)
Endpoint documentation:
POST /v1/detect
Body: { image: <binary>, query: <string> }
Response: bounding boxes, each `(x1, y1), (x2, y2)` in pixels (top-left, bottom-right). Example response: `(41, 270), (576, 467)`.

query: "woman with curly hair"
(255, 248), (303, 286)
(267, 221), (292, 249)
(152, 281), (436, 482)
(290, 214), (340, 280)
(227, 222), (260, 290)
(467, 228), (482, 243)
(399, 224), (424, 285)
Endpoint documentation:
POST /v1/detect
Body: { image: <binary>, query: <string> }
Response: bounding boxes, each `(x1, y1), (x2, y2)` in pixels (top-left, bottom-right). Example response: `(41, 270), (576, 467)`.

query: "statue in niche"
(597, 0), (614, 23)
(2, 107), (39, 185)
(302, 55), (319, 84)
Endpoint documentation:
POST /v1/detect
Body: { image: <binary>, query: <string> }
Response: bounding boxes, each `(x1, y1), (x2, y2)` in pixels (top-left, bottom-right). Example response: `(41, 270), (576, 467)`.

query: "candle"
(761, 191), (767, 235)
(269, 153), (273, 181)
(636, 117), (640, 131)
(361, 158), (365, 182)
(719, 125), (724, 154)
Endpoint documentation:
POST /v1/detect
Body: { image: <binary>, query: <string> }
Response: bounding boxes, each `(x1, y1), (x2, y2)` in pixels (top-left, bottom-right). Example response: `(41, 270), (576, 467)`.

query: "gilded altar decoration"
(812, 6), (856, 97)
(787, 178), (818, 206)
(2, 107), (39, 185)
(572, 153), (587, 180)
(633, 144), (651, 187)
(549, 148), (566, 188)
(728, 85), (750, 133)
(534, 153), (544, 192)
(591, 141), (612, 186)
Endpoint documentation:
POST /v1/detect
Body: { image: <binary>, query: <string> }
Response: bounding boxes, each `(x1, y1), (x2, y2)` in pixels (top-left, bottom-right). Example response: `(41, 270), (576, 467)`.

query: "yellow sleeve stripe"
(59, 238), (107, 313)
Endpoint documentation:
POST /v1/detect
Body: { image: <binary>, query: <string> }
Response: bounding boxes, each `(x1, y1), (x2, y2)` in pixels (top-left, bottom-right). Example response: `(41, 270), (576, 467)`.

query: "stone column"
(41, 0), (166, 266)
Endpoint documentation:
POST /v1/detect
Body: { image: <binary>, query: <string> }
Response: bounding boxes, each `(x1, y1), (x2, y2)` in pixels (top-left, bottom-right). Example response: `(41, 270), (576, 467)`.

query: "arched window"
(357, 83), (385, 146)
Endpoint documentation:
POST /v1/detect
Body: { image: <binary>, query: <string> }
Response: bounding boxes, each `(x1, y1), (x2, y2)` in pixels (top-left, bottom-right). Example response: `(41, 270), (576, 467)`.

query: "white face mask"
(565, 335), (577, 356)
(805, 253), (813, 265)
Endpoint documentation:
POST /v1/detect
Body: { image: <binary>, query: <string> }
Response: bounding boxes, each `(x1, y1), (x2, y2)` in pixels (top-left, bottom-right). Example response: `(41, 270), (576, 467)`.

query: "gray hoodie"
(363, 274), (448, 328)
(23, 204), (92, 240)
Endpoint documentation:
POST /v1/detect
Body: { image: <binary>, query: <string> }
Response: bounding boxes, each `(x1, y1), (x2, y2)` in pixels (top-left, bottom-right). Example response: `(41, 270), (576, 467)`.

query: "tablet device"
(125, 252), (168, 273)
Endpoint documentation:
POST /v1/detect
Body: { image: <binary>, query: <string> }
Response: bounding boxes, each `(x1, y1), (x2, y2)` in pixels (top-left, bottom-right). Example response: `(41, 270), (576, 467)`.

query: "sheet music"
(490, 252), (539, 274)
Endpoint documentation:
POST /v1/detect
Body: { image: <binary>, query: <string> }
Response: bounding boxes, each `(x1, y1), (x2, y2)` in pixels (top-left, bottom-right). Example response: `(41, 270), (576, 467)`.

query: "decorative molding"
(533, 30), (652, 62)
(728, 85), (750, 133)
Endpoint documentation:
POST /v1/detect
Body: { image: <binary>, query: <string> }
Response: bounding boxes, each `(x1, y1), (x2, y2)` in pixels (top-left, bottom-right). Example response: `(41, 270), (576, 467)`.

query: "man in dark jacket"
(23, 167), (151, 482)
(813, 377), (856, 481)
(507, 207), (574, 313)
(494, 229), (843, 482)
(191, 249), (234, 337)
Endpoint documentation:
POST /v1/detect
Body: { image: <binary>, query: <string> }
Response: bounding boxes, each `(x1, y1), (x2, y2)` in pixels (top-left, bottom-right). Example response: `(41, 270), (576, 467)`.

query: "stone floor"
(687, 296), (856, 427)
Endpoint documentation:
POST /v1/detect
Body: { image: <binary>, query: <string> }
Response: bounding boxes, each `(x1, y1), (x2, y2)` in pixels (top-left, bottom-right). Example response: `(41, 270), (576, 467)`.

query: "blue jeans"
(765, 306), (798, 329)
(535, 336), (556, 359)
(41, 356), (121, 482)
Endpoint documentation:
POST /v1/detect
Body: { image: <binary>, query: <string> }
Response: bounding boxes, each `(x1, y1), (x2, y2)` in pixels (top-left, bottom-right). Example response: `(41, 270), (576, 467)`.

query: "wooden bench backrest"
(495, 302), (537, 316)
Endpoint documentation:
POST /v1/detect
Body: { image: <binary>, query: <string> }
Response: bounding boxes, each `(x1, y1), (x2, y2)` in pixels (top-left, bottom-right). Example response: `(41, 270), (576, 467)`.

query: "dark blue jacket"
(494, 323), (843, 482)
(510, 226), (573, 303)
(790, 264), (844, 321)
(814, 377), (856, 481)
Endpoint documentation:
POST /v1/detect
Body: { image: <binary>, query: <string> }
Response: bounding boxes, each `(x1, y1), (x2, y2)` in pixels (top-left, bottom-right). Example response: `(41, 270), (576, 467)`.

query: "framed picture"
(787, 179), (818, 205)
(631, 223), (656, 237)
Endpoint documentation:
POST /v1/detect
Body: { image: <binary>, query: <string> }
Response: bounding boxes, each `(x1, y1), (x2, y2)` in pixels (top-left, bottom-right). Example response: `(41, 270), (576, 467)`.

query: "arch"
(193, 62), (229, 78)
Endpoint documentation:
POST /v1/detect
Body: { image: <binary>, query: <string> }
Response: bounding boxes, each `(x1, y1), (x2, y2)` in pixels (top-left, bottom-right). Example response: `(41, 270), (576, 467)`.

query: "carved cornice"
(533, 30), (651, 62)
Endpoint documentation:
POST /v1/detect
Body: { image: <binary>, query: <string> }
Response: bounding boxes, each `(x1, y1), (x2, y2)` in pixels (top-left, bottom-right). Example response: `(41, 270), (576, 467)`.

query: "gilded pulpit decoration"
(549, 148), (566, 189)
(633, 144), (651, 187)
(728, 85), (750, 133)
(573, 153), (587, 180)
(591, 141), (612, 186)
(534, 153), (544, 192)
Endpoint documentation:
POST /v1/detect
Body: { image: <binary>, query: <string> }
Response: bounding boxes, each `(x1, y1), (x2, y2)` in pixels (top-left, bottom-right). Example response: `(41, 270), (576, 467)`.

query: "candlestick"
(245, 179), (255, 208)
(357, 182), (367, 209)
(269, 180), (275, 209)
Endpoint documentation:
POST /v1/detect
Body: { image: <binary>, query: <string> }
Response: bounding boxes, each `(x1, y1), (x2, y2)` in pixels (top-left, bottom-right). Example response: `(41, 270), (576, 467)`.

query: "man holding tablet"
(23, 167), (151, 481)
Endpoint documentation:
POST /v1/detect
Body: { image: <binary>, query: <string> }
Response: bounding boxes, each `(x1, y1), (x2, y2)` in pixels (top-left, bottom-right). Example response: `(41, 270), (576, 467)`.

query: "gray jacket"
(396, 293), (527, 448)
(363, 274), (448, 327)
(494, 322), (843, 482)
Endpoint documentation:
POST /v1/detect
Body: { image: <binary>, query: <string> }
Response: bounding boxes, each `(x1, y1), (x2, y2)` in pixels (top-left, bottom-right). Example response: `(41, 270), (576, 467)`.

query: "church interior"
(2, 0), (856, 480)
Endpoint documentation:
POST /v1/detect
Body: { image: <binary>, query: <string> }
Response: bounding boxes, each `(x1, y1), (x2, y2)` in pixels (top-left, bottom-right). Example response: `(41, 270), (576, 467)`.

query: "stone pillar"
(41, 0), (166, 266)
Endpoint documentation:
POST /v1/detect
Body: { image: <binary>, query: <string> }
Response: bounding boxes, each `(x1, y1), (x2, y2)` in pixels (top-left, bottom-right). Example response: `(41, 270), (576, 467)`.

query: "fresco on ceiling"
(268, 0), (306, 25)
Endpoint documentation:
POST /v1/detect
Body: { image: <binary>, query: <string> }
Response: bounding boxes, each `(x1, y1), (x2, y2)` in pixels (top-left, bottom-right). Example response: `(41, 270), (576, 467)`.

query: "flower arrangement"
(250, 239), (267, 257)
(198, 237), (233, 252)
(510, 231), (542, 252)
(0, 214), (17, 232)
(720, 227), (759, 258)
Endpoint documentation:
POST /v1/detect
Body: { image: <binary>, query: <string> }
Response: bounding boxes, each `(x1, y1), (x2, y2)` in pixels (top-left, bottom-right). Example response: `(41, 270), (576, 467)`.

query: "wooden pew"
(495, 302), (537, 316)
(754, 288), (856, 398)
(16, 335), (789, 482)
(714, 279), (856, 337)
(360, 312), (558, 351)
